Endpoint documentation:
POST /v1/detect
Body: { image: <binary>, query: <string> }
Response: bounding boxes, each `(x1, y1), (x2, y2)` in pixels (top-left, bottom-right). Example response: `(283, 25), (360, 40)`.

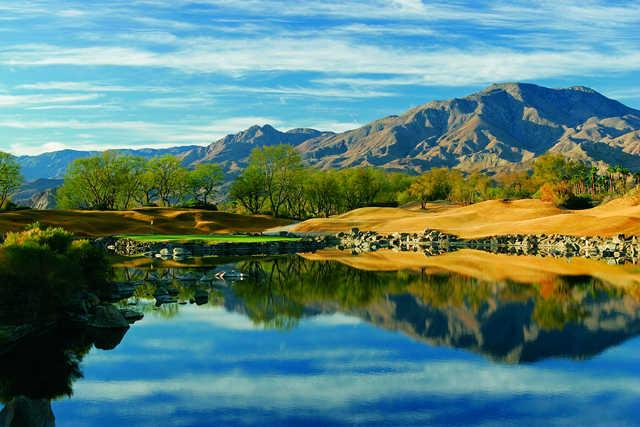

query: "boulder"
(194, 289), (209, 305)
(88, 305), (129, 329)
(119, 309), (144, 324)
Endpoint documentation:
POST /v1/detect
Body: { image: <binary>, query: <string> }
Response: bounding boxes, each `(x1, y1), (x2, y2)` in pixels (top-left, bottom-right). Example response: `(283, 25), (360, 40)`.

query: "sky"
(1, 0), (639, 156)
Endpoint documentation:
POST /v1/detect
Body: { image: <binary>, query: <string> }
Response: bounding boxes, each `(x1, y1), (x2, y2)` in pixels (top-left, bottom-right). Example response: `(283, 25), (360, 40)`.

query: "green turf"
(118, 234), (300, 243)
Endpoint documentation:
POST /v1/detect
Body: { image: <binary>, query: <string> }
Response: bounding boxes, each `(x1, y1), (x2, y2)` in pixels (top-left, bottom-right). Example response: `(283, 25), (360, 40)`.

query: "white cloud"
(2, 39), (638, 87)
(308, 121), (362, 133)
(139, 96), (215, 108)
(16, 81), (151, 92)
(306, 313), (362, 326)
(215, 85), (395, 98)
(0, 93), (102, 107)
(72, 360), (640, 409)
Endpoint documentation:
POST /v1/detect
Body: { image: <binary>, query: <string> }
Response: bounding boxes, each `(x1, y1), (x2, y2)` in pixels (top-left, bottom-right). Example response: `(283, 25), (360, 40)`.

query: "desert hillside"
(292, 196), (640, 238)
(0, 208), (292, 237)
(300, 83), (640, 173)
(15, 83), (640, 182)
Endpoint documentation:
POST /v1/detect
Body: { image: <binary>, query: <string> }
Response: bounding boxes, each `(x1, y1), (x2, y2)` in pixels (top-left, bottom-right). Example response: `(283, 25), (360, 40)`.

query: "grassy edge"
(116, 234), (301, 244)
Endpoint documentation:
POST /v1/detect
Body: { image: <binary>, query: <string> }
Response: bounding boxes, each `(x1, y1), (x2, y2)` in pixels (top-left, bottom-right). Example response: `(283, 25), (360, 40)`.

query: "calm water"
(3, 254), (640, 426)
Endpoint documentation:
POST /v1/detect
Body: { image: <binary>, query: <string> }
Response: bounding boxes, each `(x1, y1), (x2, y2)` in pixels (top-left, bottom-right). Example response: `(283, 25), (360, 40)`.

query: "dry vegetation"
(0, 208), (292, 237)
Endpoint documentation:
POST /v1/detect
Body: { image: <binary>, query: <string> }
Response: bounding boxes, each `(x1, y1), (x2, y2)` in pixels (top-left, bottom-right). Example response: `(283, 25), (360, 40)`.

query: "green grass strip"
(117, 234), (301, 244)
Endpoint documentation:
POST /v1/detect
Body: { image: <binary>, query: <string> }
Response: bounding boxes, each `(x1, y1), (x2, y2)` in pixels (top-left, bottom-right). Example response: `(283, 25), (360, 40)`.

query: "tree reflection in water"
(114, 254), (640, 363)
(3, 253), (640, 423)
(0, 324), (129, 425)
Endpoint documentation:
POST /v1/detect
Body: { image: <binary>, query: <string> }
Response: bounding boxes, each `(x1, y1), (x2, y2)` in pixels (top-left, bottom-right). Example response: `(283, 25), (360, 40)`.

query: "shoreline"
(337, 228), (640, 265)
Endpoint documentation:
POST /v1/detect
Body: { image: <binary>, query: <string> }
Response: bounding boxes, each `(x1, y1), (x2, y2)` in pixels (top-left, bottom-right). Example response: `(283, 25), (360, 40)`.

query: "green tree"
(147, 155), (188, 207)
(408, 168), (452, 208)
(189, 163), (224, 205)
(342, 168), (384, 210)
(229, 166), (267, 214)
(304, 170), (343, 217)
(114, 155), (147, 209)
(0, 152), (23, 209)
(248, 145), (304, 217)
(57, 152), (122, 210)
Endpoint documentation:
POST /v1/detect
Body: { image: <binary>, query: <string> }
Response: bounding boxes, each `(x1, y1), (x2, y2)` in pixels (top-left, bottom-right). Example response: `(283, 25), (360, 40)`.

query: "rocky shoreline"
(337, 228), (640, 264)
(0, 295), (144, 356)
(93, 230), (640, 265)
(97, 235), (338, 259)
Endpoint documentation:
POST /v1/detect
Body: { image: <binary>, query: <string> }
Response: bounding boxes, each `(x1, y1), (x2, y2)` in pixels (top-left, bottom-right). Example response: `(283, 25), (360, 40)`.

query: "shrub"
(538, 181), (591, 208)
(0, 226), (111, 322)
(3, 225), (74, 253)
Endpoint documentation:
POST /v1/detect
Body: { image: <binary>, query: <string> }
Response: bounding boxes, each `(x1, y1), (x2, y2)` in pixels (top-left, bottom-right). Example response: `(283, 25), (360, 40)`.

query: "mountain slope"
(185, 125), (334, 173)
(11, 83), (640, 181)
(299, 83), (640, 173)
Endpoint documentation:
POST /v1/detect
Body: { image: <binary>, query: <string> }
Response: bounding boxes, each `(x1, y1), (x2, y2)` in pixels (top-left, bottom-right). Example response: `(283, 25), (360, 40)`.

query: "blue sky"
(1, 0), (639, 155)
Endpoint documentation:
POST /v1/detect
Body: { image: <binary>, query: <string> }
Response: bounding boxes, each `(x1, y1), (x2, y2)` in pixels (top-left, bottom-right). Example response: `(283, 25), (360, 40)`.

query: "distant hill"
(15, 146), (200, 181)
(182, 125), (335, 174)
(299, 83), (640, 173)
(12, 83), (640, 184)
(12, 178), (63, 209)
(11, 179), (63, 209)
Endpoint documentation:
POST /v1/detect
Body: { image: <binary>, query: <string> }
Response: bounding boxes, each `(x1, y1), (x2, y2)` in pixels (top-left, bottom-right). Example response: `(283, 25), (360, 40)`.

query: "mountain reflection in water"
(114, 254), (640, 363)
(3, 252), (640, 426)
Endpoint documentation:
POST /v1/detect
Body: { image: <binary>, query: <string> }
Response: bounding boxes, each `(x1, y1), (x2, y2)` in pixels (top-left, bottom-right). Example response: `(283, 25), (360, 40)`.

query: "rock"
(0, 397), (55, 427)
(194, 289), (209, 305)
(88, 305), (129, 329)
(89, 327), (128, 350)
(119, 309), (144, 324)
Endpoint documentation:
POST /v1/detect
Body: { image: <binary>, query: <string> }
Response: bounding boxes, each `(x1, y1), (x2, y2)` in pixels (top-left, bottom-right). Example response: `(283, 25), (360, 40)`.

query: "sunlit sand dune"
(293, 197), (640, 238)
(0, 208), (292, 237)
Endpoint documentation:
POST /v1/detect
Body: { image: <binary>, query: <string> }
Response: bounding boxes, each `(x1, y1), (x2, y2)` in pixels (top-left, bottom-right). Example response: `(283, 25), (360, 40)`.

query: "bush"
(3, 225), (74, 253)
(0, 225), (111, 322)
(538, 181), (591, 208)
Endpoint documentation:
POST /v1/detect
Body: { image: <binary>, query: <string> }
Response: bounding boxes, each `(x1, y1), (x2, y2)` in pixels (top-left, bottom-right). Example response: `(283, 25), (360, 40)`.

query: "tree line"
(1, 146), (639, 214)
(229, 144), (412, 218)
(56, 153), (223, 210)
(406, 153), (640, 209)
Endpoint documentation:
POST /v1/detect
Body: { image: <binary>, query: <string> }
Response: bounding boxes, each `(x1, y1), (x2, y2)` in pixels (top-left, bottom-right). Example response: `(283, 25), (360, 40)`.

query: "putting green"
(118, 234), (300, 244)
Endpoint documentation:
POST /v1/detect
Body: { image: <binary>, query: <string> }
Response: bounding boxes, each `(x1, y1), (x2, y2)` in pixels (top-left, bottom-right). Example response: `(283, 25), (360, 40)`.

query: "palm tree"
(589, 166), (598, 196)
(607, 165), (616, 193)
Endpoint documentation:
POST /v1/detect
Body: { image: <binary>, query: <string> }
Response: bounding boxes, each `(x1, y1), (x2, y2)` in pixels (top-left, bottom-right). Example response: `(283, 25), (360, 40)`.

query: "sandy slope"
(292, 197), (640, 238)
(0, 208), (292, 237)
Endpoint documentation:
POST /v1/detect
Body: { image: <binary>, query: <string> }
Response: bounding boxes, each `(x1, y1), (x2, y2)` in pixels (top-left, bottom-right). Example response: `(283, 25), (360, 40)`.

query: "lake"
(3, 251), (640, 426)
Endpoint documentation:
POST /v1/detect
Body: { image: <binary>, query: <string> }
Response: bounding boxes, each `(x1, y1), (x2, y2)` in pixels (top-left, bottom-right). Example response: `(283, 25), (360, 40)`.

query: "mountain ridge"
(12, 82), (640, 183)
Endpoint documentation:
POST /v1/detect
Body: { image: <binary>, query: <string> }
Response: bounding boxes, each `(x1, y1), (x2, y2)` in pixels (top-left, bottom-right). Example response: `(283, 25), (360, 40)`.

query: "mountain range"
(12, 83), (640, 201)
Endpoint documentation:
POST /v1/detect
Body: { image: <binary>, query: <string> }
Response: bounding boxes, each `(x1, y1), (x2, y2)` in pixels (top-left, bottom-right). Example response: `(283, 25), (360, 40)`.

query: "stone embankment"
(96, 235), (338, 259)
(338, 228), (640, 264)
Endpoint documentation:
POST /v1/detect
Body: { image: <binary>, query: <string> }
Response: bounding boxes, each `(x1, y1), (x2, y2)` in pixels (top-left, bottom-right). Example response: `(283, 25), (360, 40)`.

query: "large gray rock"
(88, 305), (129, 329)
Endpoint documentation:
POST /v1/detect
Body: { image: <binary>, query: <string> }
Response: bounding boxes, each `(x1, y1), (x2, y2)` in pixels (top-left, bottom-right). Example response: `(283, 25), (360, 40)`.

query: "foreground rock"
(0, 396), (55, 427)
(88, 305), (130, 329)
(338, 228), (640, 264)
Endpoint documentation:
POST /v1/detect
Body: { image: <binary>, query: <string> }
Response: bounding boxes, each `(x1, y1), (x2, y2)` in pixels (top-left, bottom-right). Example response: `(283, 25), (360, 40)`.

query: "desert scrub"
(0, 224), (111, 322)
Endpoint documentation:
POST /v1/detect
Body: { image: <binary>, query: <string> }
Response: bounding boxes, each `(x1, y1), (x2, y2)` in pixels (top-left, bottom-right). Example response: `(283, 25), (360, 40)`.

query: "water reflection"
(113, 254), (640, 363)
(0, 324), (129, 425)
(3, 253), (640, 425)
